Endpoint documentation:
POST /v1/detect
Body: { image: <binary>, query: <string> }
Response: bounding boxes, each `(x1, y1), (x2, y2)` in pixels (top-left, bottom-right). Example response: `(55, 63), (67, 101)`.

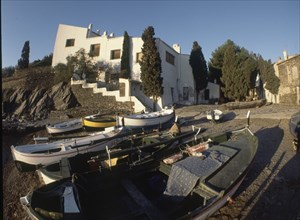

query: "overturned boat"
(46, 118), (83, 135)
(11, 126), (128, 172)
(118, 107), (175, 128)
(21, 126), (258, 220)
(82, 113), (116, 129)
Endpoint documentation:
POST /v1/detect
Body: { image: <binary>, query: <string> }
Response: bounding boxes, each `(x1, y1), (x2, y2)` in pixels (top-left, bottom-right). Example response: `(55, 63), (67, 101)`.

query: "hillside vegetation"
(2, 66), (55, 90)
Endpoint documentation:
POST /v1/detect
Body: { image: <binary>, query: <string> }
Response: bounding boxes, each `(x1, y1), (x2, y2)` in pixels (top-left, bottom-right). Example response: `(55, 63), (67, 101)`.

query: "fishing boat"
(118, 107), (175, 128)
(11, 126), (128, 172)
(82, 113), (116, 129)
(289, 112), (300, 151)
(46, 118), (83, 134)
(36, 124), (199, 184)
(20, 126), (258, 220)
(207, 109), (223, 121)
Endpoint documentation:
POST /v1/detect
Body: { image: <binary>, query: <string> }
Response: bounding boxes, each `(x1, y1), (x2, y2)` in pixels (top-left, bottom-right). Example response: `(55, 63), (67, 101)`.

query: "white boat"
(46, 118), (83, 134)
(207, 109), (223, 121)
(118, 108), (175, 128)
(11, 126), (127, 172)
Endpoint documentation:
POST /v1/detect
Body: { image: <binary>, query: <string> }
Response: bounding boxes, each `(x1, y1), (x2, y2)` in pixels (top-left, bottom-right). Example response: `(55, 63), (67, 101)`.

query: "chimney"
(283, 50), (288, 60)
(87, 24), (93, 38)
(173, 44), (181, 53)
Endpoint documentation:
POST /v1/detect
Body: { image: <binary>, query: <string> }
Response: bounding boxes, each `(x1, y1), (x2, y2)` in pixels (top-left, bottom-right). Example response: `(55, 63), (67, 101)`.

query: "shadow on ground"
(233, 125), (284, 202)
(245, 151), (300, 220)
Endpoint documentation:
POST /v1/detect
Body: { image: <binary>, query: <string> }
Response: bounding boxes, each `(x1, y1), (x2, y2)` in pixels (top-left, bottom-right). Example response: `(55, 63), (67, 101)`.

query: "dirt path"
(3, 104), (300, 220)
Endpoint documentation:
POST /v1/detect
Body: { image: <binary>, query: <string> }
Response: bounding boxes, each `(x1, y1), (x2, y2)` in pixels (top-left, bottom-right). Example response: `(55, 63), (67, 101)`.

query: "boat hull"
(46, 119), (83, 134)
(289, 112), (300, 140)
(21, 127), (258, 220)
(82, 114), (116, 128)
(11, 127), (126, 172)
(207, 109), (223, 121)
(119, 108), (175, 128)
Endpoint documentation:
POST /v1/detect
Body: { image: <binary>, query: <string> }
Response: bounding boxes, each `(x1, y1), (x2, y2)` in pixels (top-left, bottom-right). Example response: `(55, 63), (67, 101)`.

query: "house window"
(90, 44), (100, 57)
(166, 51), (175, 65)
(110, 49), (121, 60)
(136, 52), (143, 63)
(65, 39), (75, 47)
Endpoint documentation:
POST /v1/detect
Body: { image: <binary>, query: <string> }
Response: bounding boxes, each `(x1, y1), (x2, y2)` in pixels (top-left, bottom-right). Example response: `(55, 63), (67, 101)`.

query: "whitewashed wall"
(52, 24), (213, 111)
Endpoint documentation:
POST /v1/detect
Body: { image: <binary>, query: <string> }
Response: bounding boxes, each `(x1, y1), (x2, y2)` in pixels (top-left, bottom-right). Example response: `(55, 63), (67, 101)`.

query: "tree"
(18, 41), (30, 69)
(140, 26), (163, 111)
(120, 31), (131, 79)
(189, 41), (208, 104)
(52, 63), (70, 83)
(30, 53), (53, 67)
(67, 48), (97, 81)
(52, 48), (97, 83)
(208, 40), (235, 84)
(221, 43), (240, 101)
(256, 55), (280, 95)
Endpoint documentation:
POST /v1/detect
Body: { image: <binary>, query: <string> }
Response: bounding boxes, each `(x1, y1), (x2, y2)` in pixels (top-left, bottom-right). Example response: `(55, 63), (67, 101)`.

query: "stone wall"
(70, 84), (134, 116)
(277, 54), (300, 105)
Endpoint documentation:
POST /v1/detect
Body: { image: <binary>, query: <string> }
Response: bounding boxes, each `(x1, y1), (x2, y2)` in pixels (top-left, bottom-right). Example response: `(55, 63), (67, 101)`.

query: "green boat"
(21, 126), (258, 220)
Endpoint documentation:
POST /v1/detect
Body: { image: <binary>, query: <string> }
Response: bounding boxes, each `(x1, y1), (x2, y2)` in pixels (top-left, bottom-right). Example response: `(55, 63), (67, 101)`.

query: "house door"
(183, 87), (189, 100)
(171, 87), (174, 103)
(119, 83), (125, 97)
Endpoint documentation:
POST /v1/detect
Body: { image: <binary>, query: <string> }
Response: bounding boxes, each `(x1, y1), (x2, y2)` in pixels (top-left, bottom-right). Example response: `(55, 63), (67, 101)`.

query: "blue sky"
(2, 0), (299, 68)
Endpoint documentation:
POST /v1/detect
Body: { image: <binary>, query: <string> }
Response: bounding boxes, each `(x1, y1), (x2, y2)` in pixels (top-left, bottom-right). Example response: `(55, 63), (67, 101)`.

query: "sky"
(2, 0), (300, 68)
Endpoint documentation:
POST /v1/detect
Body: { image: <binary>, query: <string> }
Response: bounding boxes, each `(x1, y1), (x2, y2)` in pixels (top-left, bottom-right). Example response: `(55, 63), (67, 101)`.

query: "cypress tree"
(18, 41), (30, 69)
(140, 26), (163, 111)
(189, 41), (208, 104)
(120, 31), (131, 79)
(221, 43), (239, 101)
(256, 56), (280, 94)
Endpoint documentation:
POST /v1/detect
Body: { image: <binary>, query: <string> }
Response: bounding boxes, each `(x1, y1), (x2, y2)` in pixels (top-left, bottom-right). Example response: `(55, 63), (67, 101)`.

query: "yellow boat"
(82, 114), (116, 128)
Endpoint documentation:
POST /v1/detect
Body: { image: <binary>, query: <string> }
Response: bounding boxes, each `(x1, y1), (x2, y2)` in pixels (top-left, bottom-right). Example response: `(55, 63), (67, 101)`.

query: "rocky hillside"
(2, 81), (79, 120)
(2, 68), (133, 125)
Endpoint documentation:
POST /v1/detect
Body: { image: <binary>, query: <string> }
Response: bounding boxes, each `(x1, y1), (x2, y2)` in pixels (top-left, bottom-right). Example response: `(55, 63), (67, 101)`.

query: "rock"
(49, 82), (79, 110)
(2, 82), (80, 121)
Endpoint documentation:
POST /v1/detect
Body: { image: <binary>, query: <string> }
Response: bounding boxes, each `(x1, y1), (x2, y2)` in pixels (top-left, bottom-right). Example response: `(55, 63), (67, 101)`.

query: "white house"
(52, 24), (219, 111)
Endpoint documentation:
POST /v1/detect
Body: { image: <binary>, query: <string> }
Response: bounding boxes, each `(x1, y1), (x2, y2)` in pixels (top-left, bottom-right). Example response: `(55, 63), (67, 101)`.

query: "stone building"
(272, 51), (300, 105)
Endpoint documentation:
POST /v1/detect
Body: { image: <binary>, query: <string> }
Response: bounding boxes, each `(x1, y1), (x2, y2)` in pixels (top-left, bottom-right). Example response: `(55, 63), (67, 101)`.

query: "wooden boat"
(11, 126), (129, 172)
(82, 113), (116, 129)
(46, 118), (83, 134)
(207, 109), (223, 121)
(118, 107), (175, 128)
(20, 126), (258, 220)
(36, 124), (199, 184)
